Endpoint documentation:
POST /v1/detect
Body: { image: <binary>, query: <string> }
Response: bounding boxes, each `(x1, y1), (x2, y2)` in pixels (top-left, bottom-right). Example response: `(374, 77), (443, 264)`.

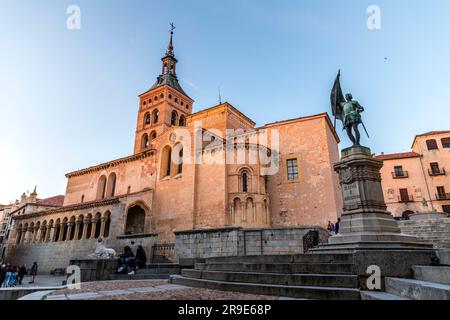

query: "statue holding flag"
(331, 70), (369, 146)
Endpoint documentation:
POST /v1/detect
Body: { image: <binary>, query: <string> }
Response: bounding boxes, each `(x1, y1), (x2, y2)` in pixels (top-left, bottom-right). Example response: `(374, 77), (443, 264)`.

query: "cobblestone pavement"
(45, 280), (276, 300)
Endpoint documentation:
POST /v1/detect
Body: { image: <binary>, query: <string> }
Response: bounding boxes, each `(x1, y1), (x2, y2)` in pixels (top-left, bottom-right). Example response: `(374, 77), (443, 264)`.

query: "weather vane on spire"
(169, 22), (176, 34)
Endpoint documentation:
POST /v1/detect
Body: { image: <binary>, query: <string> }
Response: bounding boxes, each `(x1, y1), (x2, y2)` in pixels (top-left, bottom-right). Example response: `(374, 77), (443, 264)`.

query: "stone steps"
(170, 275), (361, 300)
(413, 266), (450, 285)
(195, 262), (355, 275)
(205, 253), (354, 264)
(181, 269), (359, 288)
(385, 277), (450, 300)
(360, 291), (409, 300)
(108, 274), (171, 280)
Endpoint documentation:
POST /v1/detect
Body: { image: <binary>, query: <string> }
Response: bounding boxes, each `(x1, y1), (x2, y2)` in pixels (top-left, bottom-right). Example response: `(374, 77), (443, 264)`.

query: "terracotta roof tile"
(374, 152), (420, 160)
(36, 195), (65, 207)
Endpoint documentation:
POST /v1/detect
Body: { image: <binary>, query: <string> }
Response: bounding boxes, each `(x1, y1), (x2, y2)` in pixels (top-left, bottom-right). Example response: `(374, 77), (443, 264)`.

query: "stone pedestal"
(314, 146), (432, 252)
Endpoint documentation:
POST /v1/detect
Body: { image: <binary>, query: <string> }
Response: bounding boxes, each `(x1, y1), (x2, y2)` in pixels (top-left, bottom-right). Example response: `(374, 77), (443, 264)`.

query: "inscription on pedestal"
(343, 182), (360, 210)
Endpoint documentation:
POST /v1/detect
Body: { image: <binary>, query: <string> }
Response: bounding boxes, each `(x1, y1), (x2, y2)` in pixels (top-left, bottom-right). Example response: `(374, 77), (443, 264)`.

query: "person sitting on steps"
(117, 246), (136, 275)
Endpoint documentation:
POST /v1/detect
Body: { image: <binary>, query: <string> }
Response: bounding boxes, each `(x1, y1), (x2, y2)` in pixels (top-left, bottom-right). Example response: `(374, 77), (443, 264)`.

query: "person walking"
(335, 217), (341, 234)
(0, 263), (6, 287)
(18, 264), (27, 285)
(29, 262), (38, 284)
(135, 245), (147, 269)
(2, 264), (12, 287)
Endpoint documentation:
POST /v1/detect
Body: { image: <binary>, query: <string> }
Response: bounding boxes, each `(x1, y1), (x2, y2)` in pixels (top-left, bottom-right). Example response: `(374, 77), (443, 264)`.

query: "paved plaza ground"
(44, 279), (277, 300)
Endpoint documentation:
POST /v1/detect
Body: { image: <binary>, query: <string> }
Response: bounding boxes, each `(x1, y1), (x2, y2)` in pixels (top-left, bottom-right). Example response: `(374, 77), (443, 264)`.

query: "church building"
(7, 30), (342, 272)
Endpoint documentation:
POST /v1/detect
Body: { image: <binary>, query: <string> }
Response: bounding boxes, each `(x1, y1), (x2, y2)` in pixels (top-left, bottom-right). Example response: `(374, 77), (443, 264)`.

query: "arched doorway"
(402, 210), (414, 220)
(125, 204), (146, 235)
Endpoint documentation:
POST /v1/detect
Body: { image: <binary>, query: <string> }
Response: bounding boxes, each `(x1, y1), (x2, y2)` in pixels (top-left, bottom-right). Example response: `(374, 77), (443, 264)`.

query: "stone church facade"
(7, 32), (342, 272)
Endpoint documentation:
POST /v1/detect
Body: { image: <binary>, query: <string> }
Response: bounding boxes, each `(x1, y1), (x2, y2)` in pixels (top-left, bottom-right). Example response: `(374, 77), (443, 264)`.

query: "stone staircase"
(398, 215), (450, 249)
(109, 263), (181, 280)
(170, 253), (361, 300)
(361, 265), (450, 300)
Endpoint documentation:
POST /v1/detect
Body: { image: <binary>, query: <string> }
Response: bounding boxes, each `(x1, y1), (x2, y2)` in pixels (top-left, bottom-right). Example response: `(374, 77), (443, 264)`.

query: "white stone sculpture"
(89, 236), (116, 259)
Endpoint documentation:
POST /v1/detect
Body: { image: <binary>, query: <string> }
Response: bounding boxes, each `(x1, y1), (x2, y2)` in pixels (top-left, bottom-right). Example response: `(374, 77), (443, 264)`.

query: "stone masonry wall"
(7, 235), (157, 274)
(175, 227), (329, 261)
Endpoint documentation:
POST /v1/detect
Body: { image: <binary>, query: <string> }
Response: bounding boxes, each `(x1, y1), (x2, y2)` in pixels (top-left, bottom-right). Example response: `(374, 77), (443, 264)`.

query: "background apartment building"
(376, 131), (450, 219)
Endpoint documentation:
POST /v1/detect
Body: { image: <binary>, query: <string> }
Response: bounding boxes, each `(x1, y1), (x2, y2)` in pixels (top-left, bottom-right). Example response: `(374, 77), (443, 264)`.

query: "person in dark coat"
(29, 262), (38, 284)
(18, 264), (27, 285)
(335, 218), (341, 234)
(135, 245), (147, 269)
(117, 246), (136, 274)
(0, 264), (6, 287)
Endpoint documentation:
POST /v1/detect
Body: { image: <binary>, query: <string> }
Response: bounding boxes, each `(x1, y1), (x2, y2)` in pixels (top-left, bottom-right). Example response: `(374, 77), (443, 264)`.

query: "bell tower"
(134, 24), (194, 154)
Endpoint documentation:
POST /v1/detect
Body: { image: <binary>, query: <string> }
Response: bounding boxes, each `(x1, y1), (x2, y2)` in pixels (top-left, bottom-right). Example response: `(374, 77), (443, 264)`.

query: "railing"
(429, 168), (446, 176)
(398, 195), (414, 203)
(436, 193), (450, 201)
(151, 243), (175, 263)
(392, 171), (409, 179)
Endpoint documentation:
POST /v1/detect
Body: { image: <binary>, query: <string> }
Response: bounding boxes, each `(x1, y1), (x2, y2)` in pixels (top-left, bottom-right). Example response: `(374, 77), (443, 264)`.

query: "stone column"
(40, 226), (46, 242)
(100, 217), (107, 238)
(48, 226), (55, 242)
(27, 226), (34, 244)
(33, 226), (40, 243)
(74, 221), (81, 240)
(82, 219), (90, 239)
(66, 222), (74, 241)
(58, 222), (66, 241)
(90, 218), (99, 239)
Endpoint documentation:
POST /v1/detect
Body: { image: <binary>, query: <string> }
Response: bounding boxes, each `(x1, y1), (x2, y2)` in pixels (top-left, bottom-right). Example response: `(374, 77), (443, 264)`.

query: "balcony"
(392, 171), (409, 179)
(398, 195), (414, 203)
(429, 168), (446, 176)
(436, 193), (450, 201)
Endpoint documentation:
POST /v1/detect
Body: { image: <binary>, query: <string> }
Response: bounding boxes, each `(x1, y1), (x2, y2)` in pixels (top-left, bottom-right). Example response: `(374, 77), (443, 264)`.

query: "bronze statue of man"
(331, 71), (368, 146)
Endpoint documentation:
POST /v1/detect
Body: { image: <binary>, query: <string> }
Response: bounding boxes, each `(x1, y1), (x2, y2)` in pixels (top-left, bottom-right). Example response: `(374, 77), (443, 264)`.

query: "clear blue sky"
(1, 0), (450, 203)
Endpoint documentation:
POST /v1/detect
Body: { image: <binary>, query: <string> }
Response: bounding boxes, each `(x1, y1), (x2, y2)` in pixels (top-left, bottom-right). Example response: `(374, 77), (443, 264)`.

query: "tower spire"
(167, 23), (176, 56)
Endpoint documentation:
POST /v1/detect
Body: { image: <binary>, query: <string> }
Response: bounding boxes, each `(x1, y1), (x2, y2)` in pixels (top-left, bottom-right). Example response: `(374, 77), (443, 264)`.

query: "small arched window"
(178, 147), (183, 175)
(150, 131), (157, 142)
(97, 175), (107, 200)
(153, 110), (159, 124)
(179, 116), (186, 127)
(171, 111), (178, 126)
(106, 172), (117, 197)
(142, 134), (149, 149)
(242, 171), (249, 193)
(144, 113), (151, 126)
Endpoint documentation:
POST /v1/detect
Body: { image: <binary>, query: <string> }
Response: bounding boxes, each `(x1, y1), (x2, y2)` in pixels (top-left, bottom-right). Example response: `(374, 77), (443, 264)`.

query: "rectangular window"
(442, 138), (450, 148)
(430, 162), (440, 174)
(437, 186), (446, 197)
(394, 166), (404, 177)
(426, 139), (438, 150)
(399, 188), (410, 202)
(443, 205), (450, 215)
(287, 159), (299, 181)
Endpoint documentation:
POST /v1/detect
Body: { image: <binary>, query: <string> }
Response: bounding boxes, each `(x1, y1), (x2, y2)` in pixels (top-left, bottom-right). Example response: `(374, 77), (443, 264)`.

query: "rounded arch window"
(179, 116), (186, 127)
(142, 134), (149, 149)
(171, 110), (178, 126)
(144, 112), (151, 126)
(153, 110), (159, 124)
